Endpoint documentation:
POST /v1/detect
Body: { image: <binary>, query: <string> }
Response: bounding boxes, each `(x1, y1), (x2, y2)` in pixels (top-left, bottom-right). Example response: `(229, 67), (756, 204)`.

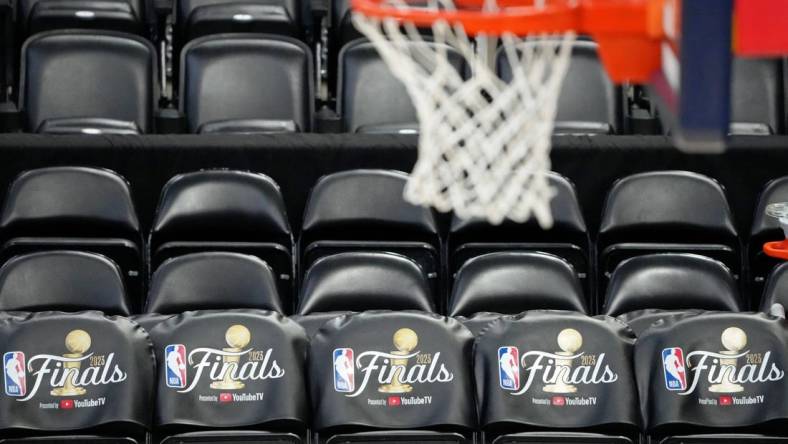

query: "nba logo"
(662, 347), (687, 391)
(498, 346), (520, 391)
(333, 348), (354, 393)
(165, 344), (188, 389)
(3, 351), (26, 397)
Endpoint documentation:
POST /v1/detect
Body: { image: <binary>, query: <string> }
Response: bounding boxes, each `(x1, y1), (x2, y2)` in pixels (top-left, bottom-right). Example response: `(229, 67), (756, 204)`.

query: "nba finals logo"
(173, 324), (285, 394)
(4, 352), (26, 397)
(334, 328), (454, 398)
(498, 347), (520, 391)
(662, 327), (785, 396)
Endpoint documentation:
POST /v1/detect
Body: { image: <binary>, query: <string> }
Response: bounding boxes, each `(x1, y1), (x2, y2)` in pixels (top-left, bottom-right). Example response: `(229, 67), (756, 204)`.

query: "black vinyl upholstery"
(18, 0), (144, 35)
(21, 30), (156, 134)
(761, 262), (788, 313)
(175, 0), (301, 41)
(0, 250), (130, 314)
(145, 252), (283, 314)
(181, 34), (313, 134)
(730, 58), (784, 135)
(750, 176), (788, 306)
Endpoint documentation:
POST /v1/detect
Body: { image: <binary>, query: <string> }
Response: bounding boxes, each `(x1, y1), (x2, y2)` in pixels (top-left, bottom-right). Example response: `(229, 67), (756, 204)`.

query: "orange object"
(764, 240), (788, 260)
(350, 0), (665, 83)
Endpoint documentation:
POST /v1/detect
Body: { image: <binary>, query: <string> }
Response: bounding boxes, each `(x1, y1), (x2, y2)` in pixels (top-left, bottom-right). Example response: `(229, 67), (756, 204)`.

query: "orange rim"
(764, 240), (788, 260)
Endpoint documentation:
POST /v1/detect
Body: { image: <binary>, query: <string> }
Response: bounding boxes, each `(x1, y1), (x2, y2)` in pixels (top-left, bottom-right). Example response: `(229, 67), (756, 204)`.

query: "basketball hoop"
(351, 0), (662, 226)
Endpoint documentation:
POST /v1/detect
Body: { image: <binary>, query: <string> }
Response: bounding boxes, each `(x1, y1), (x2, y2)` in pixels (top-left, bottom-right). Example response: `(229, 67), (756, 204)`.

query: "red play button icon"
(719, 396), (733, 406)
(387, 396), (401, 406)
(551, 396), (566, 406)
(60, 399), (74, 409)
(219, 393), (233, 403)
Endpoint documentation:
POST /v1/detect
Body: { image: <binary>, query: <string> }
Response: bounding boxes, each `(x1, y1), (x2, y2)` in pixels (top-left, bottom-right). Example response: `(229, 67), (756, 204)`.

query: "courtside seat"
(147, 310), (308, 443)
(598, 171), (740, 297)
(636, 312), (788, 442)
(0, 311), (154, 442)
(497, 40), (620, 135)
(0, 250), (131, 315)
(300, 169), (441, 303)
(293, 251), (434, 336)
(18, 0), (145, 35)
(449, 252), (587, 334)
(21, 30), (157, 134)
(338, 39), (466, 133)
(749, 177), (788, 308)
(181, 34), (313, 134)
(760, 262), (788, 314)
(175, 0), (301, 42)
(730, 58), (784, 135)
(474, 311), (639, 443)
(150, 170), (294, 308)
(0, 167), (143, 300)
(308, 311), (476, 443)
(448, 172), (589, 293)
(604, 254), (742, 335)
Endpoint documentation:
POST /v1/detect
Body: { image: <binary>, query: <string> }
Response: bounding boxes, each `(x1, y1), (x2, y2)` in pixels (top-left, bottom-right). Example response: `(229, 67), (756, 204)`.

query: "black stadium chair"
(308, 311), (476, 443)
(0, 311), (154, 442)
(449, 252), (587, 334)
(448, 172), (590, 295)
(20, 30), (157, 134)
(604, 253), (742, 335)
(338, 39), (466, 133)
(474, 311), (639, 443)
(18, 0), (146, 36)
(730, 58), (784, 135)
(150, 170), (294, 308)
(0, 167), (143, 300)
(749, 177), (788, 308)
(0, 250), (131, 315)
(300, 169), (441, 301)
(147, 310), (309, 443)
(175, 0), (302, 42)
(760, 262), (788, 314)
(293, 251), (434, 336)
(598, 171), (740, 297)
(498, 40), (621, 134)
(181, 34), (314, 134)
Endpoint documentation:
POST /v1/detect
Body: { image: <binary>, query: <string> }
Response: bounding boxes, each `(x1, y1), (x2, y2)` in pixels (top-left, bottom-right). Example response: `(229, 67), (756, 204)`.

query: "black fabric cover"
(603, 254), (742, 316)
(297, 252), (433, 314)
(151, 169), (292, 248)
(0, 251), (130, 315)
(0, 311), (154, 432)
(762, 263), (788, 312)
(448, 252), (586, 317)
(474, 311), (639, 432)
(146, 252), (283, 314)
(635, 312), (788, 432)
(148, 309), (308, 429)
(308, 310), (475, 432)
(0, 166), (140, 240)
(290, 311), (354, 338)
(616, 309), (705, 337)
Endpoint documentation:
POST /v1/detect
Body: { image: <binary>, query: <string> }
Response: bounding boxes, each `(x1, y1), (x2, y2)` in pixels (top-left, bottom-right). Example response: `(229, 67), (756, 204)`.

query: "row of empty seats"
(2, 166), (786, 311)
(0, 27), (783, 134)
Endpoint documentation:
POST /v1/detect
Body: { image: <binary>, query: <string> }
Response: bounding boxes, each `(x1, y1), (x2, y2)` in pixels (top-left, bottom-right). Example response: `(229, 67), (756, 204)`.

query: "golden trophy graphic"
(210, 324), (251, 390)
(379, 328), (418, 393)
(543, 328), (582, 394)
(709, 327), (747, 393)
(51, 329), (91, 396)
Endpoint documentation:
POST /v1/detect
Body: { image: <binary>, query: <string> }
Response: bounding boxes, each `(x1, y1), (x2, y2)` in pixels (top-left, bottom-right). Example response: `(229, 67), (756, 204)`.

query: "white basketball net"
(353, 3), (576, 227)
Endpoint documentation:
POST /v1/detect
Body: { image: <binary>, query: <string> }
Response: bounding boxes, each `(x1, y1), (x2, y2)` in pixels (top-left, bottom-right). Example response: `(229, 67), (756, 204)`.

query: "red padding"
(736, 0), (788, 56)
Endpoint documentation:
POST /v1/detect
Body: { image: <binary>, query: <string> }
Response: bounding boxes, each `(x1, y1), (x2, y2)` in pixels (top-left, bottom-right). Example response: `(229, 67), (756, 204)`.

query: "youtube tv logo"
(219, 393), (233, 403)
(387, 396), (401, 406)
(551, 396), (566, 406)
(59, 399), (74, 409)
(719, 396), (733, 406)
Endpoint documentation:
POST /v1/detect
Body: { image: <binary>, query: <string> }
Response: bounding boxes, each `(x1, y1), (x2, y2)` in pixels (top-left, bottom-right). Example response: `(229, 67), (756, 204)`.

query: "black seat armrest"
(36, 117), (141, 134)
(156, 107), (186, 134)
(197, 119), (299, 134)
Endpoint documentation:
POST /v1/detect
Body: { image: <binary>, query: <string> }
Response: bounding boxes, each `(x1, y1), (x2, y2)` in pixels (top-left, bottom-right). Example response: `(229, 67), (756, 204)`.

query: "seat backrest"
(0, 251), (130, 315)
(635, 312), (788, 436)
(498, 40), (620, 134)
(308, 310), (476, 435)
(175, 0), (301, 40)
(599, 171), (738, 246)
(21, 31), (156, 134)
(301, 169), (439, 245)
(181, 34), (313, 133)
(19, 0), (144, 35)
(603, 254), (741, 317)
(474, 311), (639, 436)
(298, 252), (434, 314)
(448, 252), (587, 317)
(0, 311), (154, 439)
(760, 262), (788, 313)
(0, 166), (140, 240)
(151, 170), (292, 251)
(338, 39), (466, 133)
(730, 58), (783, 135)
(148, 309), (308, 434)
(750, 176), (788, 255)
(146, 252), (283, 314)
